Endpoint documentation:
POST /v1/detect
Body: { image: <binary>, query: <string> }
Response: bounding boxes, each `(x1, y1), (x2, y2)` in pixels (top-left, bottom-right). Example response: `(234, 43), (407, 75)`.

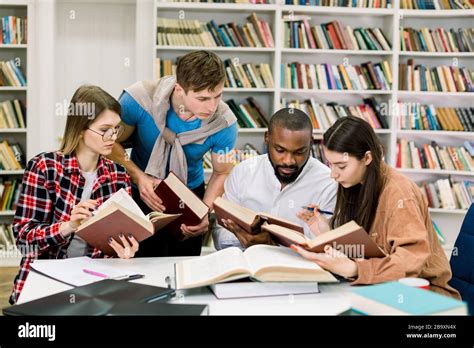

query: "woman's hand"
(60, 200), (98, 237)
(108, 233), (139, 259)
(290, 244), (358, 279)
(296, 204), (331, 236)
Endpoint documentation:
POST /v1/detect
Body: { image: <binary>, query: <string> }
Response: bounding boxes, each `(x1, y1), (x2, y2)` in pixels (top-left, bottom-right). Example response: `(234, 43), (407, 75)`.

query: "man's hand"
(181, 214), (210, 240)
(135, 172), (166, 212)
(222, 219), (277, 248)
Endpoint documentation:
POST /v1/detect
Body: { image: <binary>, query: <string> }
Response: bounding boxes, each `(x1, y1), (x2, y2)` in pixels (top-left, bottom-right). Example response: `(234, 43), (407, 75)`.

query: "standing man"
(109, 50), (238, 257)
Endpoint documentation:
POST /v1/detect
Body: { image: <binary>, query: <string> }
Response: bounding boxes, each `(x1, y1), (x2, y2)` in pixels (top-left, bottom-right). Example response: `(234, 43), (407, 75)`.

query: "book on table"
(213, 196), (304, 235)
(154, 171), (210, 239)
(351, 281), (468, 315)
(76, 188), (181, 255)
(175, 244), (338, 290)
(262, 220), (385, 258)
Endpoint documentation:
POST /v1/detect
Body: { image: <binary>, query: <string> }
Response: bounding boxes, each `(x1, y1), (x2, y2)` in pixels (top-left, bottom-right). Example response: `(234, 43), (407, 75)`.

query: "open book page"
(242, 245), (326, 276)
(262, 224), (309, 245)
(306, 220), (362, 248)
(95, 188), (145, 219)
(176, 247), (251, 289)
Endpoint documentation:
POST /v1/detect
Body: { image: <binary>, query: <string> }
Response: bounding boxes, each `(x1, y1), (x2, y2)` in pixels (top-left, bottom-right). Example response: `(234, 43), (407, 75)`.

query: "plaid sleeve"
(13, 156), (68, 256)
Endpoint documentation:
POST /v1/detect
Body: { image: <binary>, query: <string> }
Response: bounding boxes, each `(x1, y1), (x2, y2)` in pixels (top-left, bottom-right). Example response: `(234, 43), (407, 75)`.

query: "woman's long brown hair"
(323, 116), (386, 232)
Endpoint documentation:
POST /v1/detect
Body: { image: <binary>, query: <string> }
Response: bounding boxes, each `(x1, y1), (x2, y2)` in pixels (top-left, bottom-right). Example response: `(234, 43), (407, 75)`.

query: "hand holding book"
(221, 218), (277, 249)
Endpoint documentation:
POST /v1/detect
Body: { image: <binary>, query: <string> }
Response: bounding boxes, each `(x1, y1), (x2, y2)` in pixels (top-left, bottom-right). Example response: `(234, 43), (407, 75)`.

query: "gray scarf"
(124, 76), (236, 184)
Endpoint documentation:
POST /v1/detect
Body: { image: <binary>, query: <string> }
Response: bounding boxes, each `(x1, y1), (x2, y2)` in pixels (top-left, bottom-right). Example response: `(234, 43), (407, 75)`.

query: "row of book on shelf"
(0, 16), (27, 45)
(160, 0), (473, 8)
(0, 178), (20, 212)
(399, 59), (473, 93)
(420, 179), (473, 210)
(156, 13), (274, 48)
(155, 57), (274, 89)
(282, 97), (389, 129)
(0, 59), (26, 87)
(202, 143), (261, 170)
(0, 224), (16, 251)
(0, 140), (25, 171)
(284, 0), (392, 7)
(283, 17), (391, 51)
(396, 140), (474, 172)
(281, 60), (392, 91)
(0, 99), (26, 129)
(227, 97), (269, 128)
(400, 27), (473, 53)
(398, 104), (473, 132)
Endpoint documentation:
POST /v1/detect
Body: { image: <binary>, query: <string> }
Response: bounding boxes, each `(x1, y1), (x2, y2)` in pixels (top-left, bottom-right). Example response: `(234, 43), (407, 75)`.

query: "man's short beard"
(268, 154), (309, 184)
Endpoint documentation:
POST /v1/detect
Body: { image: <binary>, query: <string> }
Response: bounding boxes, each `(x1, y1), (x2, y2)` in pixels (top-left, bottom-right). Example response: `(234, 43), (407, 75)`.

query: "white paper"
(30, 256), (131, 286)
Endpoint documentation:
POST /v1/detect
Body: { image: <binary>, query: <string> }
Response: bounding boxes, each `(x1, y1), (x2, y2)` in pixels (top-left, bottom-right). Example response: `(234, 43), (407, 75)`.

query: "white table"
(17, 257), (353, 315)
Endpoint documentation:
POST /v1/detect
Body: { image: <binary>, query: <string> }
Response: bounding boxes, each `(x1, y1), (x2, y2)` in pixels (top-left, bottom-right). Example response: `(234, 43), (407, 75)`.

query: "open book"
(76, 189), (181, 255)
(262, 220), (385, 258)
(175, 244), (338, 290)
(213, 197), (304, 235)
(154, 172), (210, 239)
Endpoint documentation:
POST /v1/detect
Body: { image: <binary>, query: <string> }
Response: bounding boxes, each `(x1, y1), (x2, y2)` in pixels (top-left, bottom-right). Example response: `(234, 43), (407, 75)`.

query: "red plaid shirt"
(10, 151), (131, 304)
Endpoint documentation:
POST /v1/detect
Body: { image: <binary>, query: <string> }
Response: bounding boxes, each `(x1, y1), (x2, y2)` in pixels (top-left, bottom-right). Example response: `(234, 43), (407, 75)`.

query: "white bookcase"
(0, 0), (34, 266)
(154, 1), (473, 256)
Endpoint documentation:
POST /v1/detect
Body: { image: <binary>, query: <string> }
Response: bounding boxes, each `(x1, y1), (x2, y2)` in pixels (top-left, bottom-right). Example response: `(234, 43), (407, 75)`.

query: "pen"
(113, 274), (145, 281)
(301, 206), (334, 215)
(83, 268), (108, 278)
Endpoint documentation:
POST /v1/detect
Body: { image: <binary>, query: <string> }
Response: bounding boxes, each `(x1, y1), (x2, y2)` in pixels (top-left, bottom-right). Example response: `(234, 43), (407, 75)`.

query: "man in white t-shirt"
(213, 107), (338, 250)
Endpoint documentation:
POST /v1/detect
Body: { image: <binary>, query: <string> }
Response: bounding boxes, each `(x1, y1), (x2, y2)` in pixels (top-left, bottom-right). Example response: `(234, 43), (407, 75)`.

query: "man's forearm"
(107, 143), (143, 183)
(203, 171), (229, 209)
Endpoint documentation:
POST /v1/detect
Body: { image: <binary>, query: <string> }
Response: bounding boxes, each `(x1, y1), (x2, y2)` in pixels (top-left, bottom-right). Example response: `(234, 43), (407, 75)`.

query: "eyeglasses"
(87, 125), (124, 142)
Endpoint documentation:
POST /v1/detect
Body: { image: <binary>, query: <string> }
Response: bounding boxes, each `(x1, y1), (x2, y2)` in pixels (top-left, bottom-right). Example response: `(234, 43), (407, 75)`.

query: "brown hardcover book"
(154, 171), (210, 239)
(247, 13), (267, 48)
(363, 61), (382, 90)
(213, 197), (304, 235)
(262, 220), (385, 258)
(76, 189), (181, 256)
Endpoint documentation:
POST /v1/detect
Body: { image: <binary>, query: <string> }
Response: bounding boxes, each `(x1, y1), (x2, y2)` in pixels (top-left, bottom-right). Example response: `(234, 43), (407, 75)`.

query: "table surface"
(17, 256), (353, 315)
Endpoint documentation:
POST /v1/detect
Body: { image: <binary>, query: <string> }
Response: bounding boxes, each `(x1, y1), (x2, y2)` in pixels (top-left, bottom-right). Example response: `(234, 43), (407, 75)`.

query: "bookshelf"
(151, 1), (473, 255)
(0, 0), (32, 267)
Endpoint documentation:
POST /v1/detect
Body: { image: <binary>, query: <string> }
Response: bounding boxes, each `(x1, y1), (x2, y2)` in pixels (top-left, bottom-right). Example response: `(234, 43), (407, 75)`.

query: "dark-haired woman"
(10, 85), (139, 304)
(294, 116), (460, 299)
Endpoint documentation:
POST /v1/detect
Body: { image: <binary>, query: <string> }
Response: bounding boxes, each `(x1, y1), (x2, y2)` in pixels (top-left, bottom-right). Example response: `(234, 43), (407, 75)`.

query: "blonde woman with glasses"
(10, 85), (138, 304)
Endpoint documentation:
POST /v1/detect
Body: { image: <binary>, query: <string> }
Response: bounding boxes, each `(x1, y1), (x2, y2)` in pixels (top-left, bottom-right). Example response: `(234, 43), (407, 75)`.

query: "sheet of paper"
(30, 256), (131, 286)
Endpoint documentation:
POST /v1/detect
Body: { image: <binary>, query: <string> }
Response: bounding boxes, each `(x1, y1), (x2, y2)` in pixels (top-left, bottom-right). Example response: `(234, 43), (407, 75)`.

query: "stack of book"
(397, 103), (473, 132)
(400, 0), (473, 9)
(156, 13), (274, 48)
(281, 60), (392, 91)
(283, 18), (391, 51)
(396, 139), (474, 172)
(399, 59), (473, 92)
(400, 27), (473, 53)
(226, 97), (269, 128)
(284, 0), (392, 7)
(419, 179), (473, 210)
(224, 59), (274, 88)
(311, 139), (327, 163)
(0, 16), (27, 45)
(0, 99), (26, 129)
(281, 97), (389, 129)
(203, 143), (260, 170)
(0, 59), (27, 87)
(0, 178), (20, 211)
(0, 140), (25, 170)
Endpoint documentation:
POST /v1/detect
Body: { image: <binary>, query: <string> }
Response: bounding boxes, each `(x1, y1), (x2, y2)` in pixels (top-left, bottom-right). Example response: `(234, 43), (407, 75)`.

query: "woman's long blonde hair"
(59, 85), (121, 155)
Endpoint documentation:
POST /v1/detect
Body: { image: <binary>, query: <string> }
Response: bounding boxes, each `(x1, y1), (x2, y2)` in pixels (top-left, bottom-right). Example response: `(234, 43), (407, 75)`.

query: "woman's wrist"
(59, 221), (76, 237)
